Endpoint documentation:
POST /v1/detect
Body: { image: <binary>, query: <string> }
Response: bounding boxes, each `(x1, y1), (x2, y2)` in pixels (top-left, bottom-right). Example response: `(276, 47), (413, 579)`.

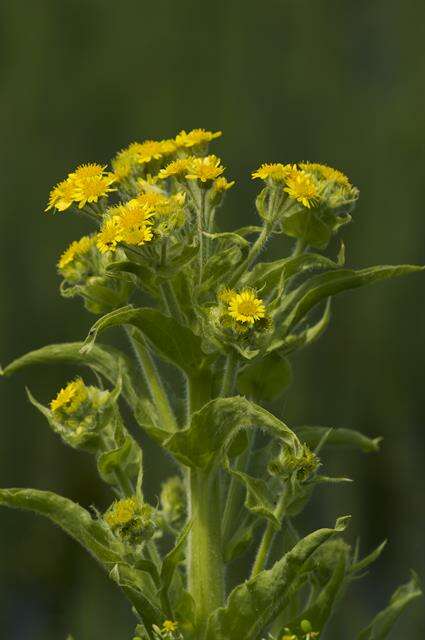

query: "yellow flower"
(45, 178), (76, 212)
(214, 176), (235, 191)
(162, 620), (178, 633)
(73, 173), (116, 208)
(228, 289), (266, 325)
(185, 155), (224, 182)
(218, 287), (236, 304)
(112, 199), (154, 246)
(70, 163), (106, 180)
(284, 170), (319, 208)
(157, 158), (193, 180)
(105, 497), (138, 528)
(175, 128), (221, 148)
(58, 235), (94, 270)
(96, 218), (120, 253)
(50, 379), (88, 414)
(252, 163), (296, 182)
(300, 162), (351, 187)
(112, 147), (140, 180)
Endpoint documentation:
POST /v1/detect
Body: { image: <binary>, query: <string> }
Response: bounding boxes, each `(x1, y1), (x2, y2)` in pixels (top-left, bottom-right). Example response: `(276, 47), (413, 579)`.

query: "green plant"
(1, 129), (422, 639)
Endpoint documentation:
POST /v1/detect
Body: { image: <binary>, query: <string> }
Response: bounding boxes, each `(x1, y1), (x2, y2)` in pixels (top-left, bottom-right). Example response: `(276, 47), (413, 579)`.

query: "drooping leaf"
(159, 520), (192, 613)
(205, 516), (350, 640)
(110, 564), (161, 635)
(164, 396), (301, 468)
(226, 468), (280, 527)
(282, 209), (333, 249)
(82, 306), (209, 377)
(356, 572), (422, 639)
(298, 426), (382, 453)
(0, 488), (123, 566)
(280, 265), (424, 335)
(237, 353), (292, 402)
(0, 342), (141, 408)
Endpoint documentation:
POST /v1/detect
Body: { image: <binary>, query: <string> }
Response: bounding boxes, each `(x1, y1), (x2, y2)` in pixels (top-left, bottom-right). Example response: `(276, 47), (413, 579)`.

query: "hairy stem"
(220, 350), (239, 397)
(127, 328), (177, 432)
(228, 220), (274, 287)
(251, 493), (285, 577)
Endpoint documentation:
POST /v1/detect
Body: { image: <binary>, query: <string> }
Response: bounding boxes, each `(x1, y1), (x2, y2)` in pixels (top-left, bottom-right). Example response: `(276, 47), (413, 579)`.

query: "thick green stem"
(292, 237), (307, 257)
(220, 351), (239, 397)
(186, 375), (224, 627)
(127, 329), (177, 432)
(251, 493), (286, 577)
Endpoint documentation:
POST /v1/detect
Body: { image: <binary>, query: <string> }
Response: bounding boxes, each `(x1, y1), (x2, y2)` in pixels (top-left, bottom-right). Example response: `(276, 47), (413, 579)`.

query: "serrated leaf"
(164, 396), (301, 468)
(1, 342), (141, 409)
(0, 488), (123, 566)
(205, 516), (350, 640)
(280, 265), (424, 335)
(237, 353), (292, 402)
(298, 426), (382, 453)
(82, 306), (208, 377)
(356, 571), (422, 639)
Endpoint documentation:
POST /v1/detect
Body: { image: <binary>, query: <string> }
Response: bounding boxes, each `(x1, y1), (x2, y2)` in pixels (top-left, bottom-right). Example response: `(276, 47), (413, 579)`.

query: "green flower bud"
(269, 443), (320, 483)
(104, 497), (157, 546)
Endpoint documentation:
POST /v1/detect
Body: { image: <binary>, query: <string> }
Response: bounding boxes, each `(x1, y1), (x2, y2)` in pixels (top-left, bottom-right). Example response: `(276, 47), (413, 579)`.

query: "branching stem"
(251, 492), (286, 577)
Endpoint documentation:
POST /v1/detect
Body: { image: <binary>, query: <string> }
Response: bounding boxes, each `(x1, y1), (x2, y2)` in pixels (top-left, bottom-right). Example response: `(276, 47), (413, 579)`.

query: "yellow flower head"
(70, 163), (106, 180)
(73, 173), (116, 208)
(112, 147), (141, 180)
(45, 178), (76, 212)
(175, 128), (222, 148)
(218, 287), (236, 304)
(50, 378), (88, 414)
(96, 218), (120, 253)
(228, 289), (266, 325)
(213, 176), (235, 192)
(300, 162), (351, 188)
(284, 169), (319, 209)
(112, 199), (154, 246)
(252, 163), (296, 182)
(58, 235), (94, 270)
(185, 155), (224, 182)
(157, 158), (193, 180)
(104, 497), (139, 528)
(162, 620), (178, 633)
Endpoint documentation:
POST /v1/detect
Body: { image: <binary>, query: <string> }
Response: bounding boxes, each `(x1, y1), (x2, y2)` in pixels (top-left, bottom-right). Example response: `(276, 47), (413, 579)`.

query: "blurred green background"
(1, 0), (424, 637)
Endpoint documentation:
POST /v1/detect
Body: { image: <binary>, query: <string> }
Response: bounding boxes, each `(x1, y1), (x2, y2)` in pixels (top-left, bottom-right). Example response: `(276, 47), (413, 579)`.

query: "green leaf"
(110, 564), (162, 634)
(282, 209), (333, 249)
(350, 540), (387, 576)
(97, 433), (142, 488)
(205, 516), (350, 640)
(274, 298), (332, 355)
(237, 353), (292, 402)
(0, 488), (123, 566)
(280, 265), (424, 335)
(227, 468), (280, 527)
(298, 426), (382, 453)
(0, 342), (141, 409)
(356, 572), (422, 639)
(82, 306), (208, 377)
(203, 230), (250, 248)
(164, 396), (301, 468)
(159, 520), (192, 612)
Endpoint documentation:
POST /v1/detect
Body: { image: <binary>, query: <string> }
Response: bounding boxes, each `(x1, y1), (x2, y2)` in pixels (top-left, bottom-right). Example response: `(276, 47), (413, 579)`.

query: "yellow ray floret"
(284, 170), (319, 208)
(96, 218), (120, 253)
(162, 620), (178, 632)
(45, 178), (77, 212)
(175, 128), (221, 148)
(300, 162), (351, 187)
(50, 378), (88, 414)
(105, 497), (138, 528)
(185, 155), (224, 182)
(252, 163), (297, 182)
(228, 289), (266, 325)
(70, 163), (106, 180)
(58, 235), (95, 270)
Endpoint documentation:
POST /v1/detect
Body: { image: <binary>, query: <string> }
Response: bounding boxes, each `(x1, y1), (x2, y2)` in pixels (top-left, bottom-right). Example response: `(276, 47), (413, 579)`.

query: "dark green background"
(1, 1), (424, 638)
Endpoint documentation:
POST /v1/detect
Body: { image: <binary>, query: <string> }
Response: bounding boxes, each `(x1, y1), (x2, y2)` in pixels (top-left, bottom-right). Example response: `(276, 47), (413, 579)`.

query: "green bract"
(1, 130), (423, 639)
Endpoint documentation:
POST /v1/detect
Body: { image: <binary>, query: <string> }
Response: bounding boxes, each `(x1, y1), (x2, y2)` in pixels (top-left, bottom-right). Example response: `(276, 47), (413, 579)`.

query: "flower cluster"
(104, 496), (158, 545)
(151, 620), (183, 640)
(46, 163), (116, 212)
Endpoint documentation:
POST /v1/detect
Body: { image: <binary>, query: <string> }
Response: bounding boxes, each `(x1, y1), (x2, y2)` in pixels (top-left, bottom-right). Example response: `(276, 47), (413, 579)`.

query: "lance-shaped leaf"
(243, 253), (339, 297)
(164, 396), (301, 468)
(110, 564), (162, 635)
(226, 468), (280, 527)
(350, 540), (387, 576)
(0, 488), (123, 566)
(298, 426), (382, 453)
(356, 571), (422, 639)
(280, 265), (424, 334)
(237, 353), (292, 402)
(205, 516), (350, 640)
(159, 520), (192, 613)
(273, 298), (332, 355)
(82, 306), (208, 377)
(0, 342), (141, 409)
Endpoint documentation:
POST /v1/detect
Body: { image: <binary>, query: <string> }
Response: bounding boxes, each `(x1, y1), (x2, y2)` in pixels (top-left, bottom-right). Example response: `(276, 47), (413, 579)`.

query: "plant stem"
(186, 375), (224, 628)
(114, 466), (134, 497)
(228, 220), (274, 288)
(127, 328), (177, 432)
(196, 187), (206, 284)
(292, 237), (307, 257)
(220, 350), (239, 397)
(251, 493), (286, 577)
(160, 280), (185, 325)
